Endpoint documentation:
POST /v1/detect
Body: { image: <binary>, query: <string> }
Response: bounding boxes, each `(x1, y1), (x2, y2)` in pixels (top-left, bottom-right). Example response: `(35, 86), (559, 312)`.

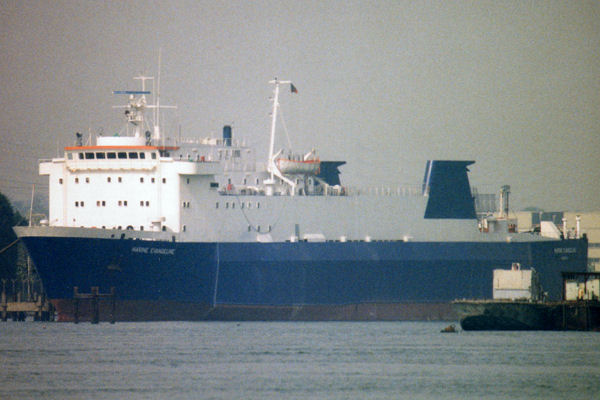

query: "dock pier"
(1, 279), (54, 322)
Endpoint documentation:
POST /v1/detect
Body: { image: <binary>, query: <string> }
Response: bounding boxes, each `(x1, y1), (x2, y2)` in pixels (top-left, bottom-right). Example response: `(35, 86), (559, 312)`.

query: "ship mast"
(132, 76), (153, 138)
(265, 78), (298, 194)
(113, 54), (175, 143)
(113, 76), (152, 138)
(267, 78), (290, 180)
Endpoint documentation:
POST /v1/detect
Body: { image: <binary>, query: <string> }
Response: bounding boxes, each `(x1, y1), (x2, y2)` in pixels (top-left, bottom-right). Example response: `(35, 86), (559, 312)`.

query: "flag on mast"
(290, 83), (298, 93)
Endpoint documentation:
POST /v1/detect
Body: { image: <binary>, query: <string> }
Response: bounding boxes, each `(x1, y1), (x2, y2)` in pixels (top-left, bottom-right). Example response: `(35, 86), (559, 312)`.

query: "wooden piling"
(72, 286), (116, 324)
(110, 287), (116, 324)
(73, 286), (80, 323)
(91, 287), (99, 324)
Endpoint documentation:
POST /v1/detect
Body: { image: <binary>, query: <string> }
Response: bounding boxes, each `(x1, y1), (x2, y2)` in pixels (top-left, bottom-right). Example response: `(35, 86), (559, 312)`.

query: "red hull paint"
(51, 299), (456, 322)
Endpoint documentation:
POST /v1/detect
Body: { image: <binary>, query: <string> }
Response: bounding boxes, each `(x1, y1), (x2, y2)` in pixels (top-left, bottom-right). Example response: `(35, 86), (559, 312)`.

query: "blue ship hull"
(19, 235), (588, 321)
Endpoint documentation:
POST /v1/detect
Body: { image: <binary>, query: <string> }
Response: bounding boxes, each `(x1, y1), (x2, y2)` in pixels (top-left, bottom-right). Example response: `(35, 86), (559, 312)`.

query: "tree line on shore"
(0, 192), (29, 280)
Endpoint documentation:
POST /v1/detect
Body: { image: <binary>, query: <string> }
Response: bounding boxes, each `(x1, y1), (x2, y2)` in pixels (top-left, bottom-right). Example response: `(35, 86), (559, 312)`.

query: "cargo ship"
(14, 75), (588, 321)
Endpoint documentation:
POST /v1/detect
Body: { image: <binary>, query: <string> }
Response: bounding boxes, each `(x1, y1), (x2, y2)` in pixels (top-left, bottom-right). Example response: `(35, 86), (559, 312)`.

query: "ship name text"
(131, 246), (175, 256)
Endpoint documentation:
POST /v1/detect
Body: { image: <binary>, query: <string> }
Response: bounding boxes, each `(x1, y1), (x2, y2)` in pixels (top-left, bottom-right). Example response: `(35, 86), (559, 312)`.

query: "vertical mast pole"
(155, 48), (162, 141)
(268, 79), (280, 179)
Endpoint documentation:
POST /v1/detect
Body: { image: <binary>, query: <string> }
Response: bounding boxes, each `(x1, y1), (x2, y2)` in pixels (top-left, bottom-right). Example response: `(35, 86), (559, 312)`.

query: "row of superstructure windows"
(68, 151), (157, 160)
(217, 149), (242, 160)
(75, 200), (151, 207)
(62, 177), (166, 184)
(216, 201), (261, 209)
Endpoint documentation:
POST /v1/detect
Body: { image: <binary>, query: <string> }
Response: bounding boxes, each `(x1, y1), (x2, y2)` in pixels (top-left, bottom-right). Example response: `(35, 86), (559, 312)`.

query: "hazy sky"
(1, 0), (599, 211)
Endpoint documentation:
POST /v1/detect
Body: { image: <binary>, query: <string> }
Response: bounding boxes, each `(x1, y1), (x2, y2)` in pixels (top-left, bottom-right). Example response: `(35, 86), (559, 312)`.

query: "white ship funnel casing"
(540, 221), (562, 239)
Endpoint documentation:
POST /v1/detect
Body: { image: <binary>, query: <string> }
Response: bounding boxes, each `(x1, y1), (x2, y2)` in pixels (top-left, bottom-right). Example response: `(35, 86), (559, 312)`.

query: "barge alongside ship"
(14, 75), (588, 321)
(454, 268), (600, 330)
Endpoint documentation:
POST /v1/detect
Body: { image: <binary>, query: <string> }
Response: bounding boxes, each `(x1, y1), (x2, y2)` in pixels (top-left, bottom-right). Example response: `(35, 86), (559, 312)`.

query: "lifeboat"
(276, 157), (320, 175)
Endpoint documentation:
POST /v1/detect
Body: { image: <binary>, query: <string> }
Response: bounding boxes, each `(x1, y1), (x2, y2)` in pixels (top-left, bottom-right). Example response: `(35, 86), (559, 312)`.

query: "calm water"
(1, 321), (599, 399)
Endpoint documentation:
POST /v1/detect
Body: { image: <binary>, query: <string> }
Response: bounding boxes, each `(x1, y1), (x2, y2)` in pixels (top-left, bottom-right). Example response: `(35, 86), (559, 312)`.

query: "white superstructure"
(37, 76), (543, 244)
